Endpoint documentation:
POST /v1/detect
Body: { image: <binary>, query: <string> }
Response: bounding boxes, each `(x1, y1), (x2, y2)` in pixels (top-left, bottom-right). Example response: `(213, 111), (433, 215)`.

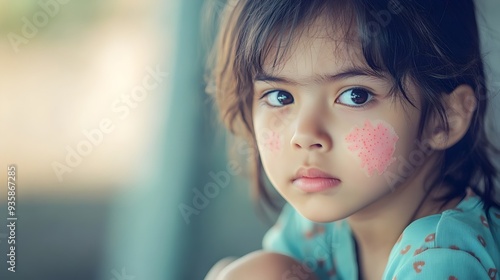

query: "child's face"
(252, 22), (427, 222)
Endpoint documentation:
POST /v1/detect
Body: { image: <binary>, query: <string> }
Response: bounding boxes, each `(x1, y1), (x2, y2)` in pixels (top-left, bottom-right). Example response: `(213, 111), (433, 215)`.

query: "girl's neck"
(348, 186), (463, 280)
(347, 154), (463, 270)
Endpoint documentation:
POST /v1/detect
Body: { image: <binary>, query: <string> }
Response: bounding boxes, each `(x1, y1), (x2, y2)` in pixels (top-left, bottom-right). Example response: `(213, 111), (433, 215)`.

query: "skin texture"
(261, 130), (282, 153)
(252, 17), (425, 224)
(345, 119), (399, 177)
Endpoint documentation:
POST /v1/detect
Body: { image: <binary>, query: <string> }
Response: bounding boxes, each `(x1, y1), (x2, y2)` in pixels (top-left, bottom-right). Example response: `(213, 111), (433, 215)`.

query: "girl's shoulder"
(384, 195), (500, 279)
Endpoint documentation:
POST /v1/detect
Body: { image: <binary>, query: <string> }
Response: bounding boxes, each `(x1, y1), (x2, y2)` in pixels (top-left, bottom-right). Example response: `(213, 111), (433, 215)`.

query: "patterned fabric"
(263, 194), (500, 279)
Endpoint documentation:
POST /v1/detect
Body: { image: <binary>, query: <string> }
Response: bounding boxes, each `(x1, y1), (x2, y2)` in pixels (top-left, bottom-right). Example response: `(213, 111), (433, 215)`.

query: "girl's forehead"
(260, 25), (366, 81)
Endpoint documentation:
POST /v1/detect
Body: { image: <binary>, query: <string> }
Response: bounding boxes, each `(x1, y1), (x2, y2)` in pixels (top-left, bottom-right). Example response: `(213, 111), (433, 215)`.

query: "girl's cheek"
(259, 129), (282, 154)
(345, 120), (399, 177)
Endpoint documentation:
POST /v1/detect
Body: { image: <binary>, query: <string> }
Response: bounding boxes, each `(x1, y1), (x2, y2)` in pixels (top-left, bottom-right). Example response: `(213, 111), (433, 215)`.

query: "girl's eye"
(262, 90), (294, 107)
(336, 87), (374, 107)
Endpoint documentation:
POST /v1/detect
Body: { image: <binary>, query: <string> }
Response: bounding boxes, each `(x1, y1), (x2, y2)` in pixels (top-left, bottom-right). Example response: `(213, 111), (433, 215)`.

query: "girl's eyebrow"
(254, 67), (386, 86)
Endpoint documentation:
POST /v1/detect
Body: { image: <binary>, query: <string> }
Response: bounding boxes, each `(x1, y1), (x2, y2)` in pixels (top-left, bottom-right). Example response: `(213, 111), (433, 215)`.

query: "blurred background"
(0, 0), (272, 279)
(0, 0), (498, 280)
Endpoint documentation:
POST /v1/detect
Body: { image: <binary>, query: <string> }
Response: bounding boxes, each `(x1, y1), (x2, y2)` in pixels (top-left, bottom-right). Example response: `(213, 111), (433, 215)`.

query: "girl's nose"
(290, 110), (332, 152)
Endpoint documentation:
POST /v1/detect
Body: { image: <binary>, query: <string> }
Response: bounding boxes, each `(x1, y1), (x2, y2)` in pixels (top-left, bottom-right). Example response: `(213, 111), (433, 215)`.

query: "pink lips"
(292, 168), (341, 193)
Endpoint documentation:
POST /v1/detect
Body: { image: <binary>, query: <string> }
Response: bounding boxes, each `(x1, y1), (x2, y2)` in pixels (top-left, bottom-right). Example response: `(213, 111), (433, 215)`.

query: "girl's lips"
(293, 167), (339, 180)
(292, 177), (341, 193)
(292, 167), (341, 193)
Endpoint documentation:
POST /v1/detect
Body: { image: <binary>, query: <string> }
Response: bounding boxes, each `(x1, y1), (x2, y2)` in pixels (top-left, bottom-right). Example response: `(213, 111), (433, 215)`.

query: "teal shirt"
(263, 195), (500, 279)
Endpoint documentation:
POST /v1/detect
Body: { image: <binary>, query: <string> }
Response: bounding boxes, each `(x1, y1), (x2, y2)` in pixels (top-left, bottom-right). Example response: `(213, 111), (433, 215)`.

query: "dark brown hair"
(205, 0), (499, 212)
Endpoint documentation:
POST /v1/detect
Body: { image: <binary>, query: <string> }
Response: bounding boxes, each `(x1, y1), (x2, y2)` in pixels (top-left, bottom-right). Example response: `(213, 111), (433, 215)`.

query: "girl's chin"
(294, 203), (353, 223)
(300, 212), (348, 223)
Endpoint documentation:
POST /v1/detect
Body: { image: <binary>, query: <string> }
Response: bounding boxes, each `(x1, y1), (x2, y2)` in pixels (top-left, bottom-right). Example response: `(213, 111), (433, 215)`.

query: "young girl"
(204, 0), (500, 279)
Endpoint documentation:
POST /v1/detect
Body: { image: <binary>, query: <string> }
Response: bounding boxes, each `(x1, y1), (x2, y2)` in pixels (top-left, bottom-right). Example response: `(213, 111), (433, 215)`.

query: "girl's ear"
(426, 84), (477, 150)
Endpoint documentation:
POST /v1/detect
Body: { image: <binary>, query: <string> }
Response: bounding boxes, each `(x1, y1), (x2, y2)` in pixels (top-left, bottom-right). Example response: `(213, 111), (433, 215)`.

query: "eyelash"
(259, 87), (377, 109)
(335, 87), (376, 108)
(259, 90), (293, 108)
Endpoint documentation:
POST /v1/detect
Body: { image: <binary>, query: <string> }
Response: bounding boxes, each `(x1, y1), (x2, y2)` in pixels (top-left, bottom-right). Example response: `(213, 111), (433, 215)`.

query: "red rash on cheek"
(262, 131), (281, 153)
(345, 120), (399, 176)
